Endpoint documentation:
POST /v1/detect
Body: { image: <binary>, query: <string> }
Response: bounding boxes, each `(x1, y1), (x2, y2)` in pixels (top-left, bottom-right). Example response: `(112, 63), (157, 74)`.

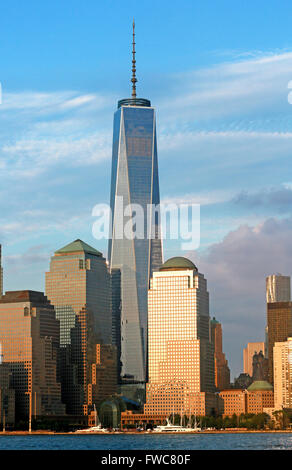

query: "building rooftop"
(247, 380), (273, 392)
(0, 290), (50, 304)
(55, 239), (102, 257)
(160, 256), (198, 272)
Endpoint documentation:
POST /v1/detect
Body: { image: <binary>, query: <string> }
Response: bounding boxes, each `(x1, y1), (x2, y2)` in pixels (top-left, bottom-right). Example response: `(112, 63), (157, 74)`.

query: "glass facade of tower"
(0, 291), (65, 419)
(45, 240), (117, 415)
(109, 102), (162, 383)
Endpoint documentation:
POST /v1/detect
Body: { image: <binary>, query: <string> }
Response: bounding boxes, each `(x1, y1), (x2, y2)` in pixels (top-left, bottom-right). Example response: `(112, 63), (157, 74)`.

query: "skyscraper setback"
(108, 22), (162, 383)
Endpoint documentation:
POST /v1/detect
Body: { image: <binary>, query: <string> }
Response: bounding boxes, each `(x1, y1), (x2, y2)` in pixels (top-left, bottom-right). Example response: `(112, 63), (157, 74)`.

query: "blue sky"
(1, 0), (292, 376)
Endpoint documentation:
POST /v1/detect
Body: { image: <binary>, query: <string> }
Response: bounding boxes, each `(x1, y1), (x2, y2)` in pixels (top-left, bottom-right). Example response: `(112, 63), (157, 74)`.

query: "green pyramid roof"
(55, 239), (102, 257)
(247, 380), (273, 392)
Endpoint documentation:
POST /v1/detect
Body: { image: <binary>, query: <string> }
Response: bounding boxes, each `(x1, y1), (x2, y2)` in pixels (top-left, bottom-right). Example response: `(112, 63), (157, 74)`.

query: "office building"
(266, 274), (291, 303)
(144, 257), (216, 417)
(267, 301), (292, 384)
(108, 22), (162, 383)
(251, 350), (269, 382)
(110, 268), (122, 381)
(210, 317), (230, 390)
(46, 239), (116, 416)
(219, 381), (273, 417)
(243, 342), (265, 377)
(246, 381), (274, 413)
(0, 291), (65, 420)
(219, 390), (246, 417)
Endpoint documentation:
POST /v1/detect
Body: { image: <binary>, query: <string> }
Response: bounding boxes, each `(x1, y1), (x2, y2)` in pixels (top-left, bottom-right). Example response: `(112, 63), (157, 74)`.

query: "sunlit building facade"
(0, 291), (65, 420)
(210, 317), (230, 390)
(273, 338), (292, 410)
(144, 257), (216, 417)
(46, 239), (116, 416)
(243, 342), (265, 378)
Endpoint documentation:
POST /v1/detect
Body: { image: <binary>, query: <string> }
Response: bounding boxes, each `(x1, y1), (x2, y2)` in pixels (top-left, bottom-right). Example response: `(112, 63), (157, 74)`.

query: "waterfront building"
(210, 317), (230, 390)
(46, 239), (116, 416)
(267, 301), (292, 384)
(246, 381), (274, 414)
(219, 381), (273, 417)
(219, 389), (246, 417)
(108, 22), (162, 384)
(144, 257), (216, 417)
(266, 274), (291, 303)
(243, 342), (265, 377)
(273, 338), (292, 409)
(0, 291), (65, 420)
(120, 411), (167, 430)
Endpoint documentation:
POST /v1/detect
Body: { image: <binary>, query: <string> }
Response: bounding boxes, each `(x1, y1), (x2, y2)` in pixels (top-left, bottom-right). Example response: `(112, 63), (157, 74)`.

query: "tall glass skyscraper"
(108, 22), (162, 383)
(46, 239), (117, 415)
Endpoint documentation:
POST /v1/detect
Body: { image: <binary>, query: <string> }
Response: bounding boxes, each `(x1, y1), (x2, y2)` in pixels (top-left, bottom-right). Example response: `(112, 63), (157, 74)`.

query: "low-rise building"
(219, 381), (274, 417)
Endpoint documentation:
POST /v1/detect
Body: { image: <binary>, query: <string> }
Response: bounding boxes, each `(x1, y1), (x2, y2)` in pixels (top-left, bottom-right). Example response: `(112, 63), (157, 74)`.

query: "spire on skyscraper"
(131, 19), (137, 98)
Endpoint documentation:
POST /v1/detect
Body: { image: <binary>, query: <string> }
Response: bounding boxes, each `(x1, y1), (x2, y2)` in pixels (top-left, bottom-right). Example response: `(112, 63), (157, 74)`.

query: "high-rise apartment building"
(243, 342), (265, 377)
(46, 239), (116, 416)
(267, 302), (292, 384)
(108, 22), (162, 383)
(0, 291), (65, 420)
(210, 317), (230, 390)
(144, 257), (216, 417)
(266, 274), (291, 303)
(273, 338), (292, 410)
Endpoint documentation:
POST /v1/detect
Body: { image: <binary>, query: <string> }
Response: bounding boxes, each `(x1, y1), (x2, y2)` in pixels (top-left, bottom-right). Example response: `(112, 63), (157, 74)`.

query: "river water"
(0, 433), (291, 450)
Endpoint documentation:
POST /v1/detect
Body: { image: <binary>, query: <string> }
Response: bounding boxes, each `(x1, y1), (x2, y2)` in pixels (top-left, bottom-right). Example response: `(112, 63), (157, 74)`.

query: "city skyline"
(1, 1), (292, 377)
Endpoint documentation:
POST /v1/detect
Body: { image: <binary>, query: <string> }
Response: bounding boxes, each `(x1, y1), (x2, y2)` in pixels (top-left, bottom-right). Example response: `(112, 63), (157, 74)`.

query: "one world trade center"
(108, 21), (162, 384)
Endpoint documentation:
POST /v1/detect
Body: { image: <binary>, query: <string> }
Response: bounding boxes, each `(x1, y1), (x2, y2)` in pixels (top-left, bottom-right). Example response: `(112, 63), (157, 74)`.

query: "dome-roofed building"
(145, 255), (217, 417)
(246, 380), (274, 414)
(247, 380), (273, 392)
(159, 256), (198, 272)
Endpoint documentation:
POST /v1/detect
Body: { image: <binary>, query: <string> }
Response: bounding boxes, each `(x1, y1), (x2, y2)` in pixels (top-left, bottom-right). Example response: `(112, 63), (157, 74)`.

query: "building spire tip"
(131, 19), (137, 98)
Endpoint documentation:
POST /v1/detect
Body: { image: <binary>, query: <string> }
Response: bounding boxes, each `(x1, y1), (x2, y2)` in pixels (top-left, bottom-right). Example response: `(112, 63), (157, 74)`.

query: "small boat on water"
(75, 424), (109, 434)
